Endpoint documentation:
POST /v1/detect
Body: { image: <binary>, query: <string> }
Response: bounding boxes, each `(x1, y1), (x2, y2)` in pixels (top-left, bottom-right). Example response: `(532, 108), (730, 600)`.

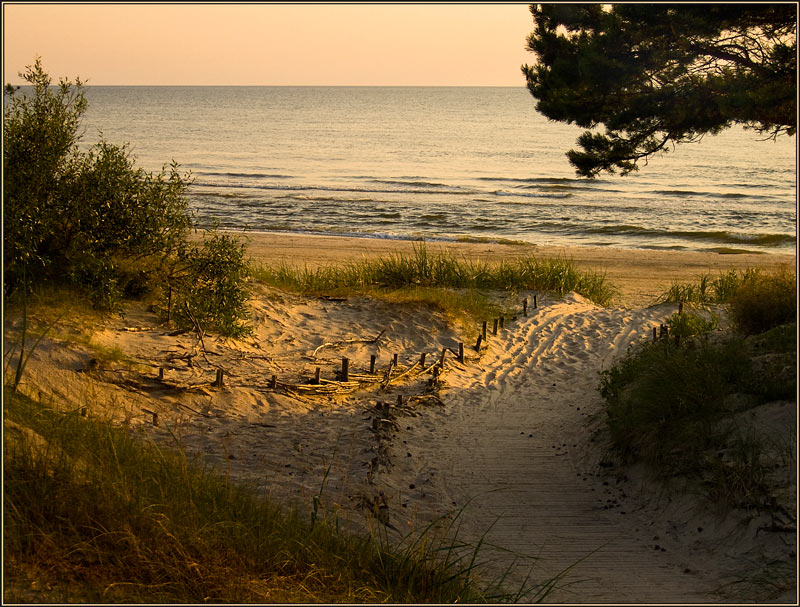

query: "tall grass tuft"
(726, 267), (796, 336)
(252, 243), (617, 306)
(4, 390), (550, 603)
(599, 320), (795, 510)
(656, 267), (768, 305)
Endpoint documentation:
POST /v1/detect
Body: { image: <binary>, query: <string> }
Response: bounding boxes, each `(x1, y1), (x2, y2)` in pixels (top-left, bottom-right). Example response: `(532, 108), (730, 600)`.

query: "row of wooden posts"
(155, 294), (542, 391)
(653, 302), (685, 346)
(144, 294), (540, 426)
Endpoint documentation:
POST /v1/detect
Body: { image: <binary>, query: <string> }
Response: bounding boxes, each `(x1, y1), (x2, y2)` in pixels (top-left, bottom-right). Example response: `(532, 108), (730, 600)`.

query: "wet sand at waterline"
(6, 233), (796, 602)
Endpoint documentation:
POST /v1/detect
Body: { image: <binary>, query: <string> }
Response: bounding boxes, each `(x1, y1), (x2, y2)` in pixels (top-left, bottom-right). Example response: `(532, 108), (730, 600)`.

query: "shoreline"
(226, 229), (796, 308)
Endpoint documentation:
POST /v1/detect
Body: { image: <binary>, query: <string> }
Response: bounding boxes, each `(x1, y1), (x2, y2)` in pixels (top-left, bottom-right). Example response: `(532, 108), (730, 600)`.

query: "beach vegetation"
(600, 307), (796, 510)
(725, 267), (796, 336)
(665, 310), (719, 339)
(4, 389), (549, 603)
(251, 244), (617, 311)
(657, 266), (796, 336)
(162, 230), (252, 338)
(523, 4), (796, 176)
(3, 58), (191, 309)
(656, 267), (764, 306)
(4, 58), (252, 338)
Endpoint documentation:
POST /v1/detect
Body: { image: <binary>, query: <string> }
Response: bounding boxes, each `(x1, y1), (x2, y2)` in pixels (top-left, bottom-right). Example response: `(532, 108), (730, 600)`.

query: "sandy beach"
(235, 231), (796, 308)
(6, 233), (796, 602)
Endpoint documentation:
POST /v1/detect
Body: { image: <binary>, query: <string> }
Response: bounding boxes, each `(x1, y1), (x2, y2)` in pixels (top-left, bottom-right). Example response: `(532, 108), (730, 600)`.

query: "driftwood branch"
(312, 329), (386, 358)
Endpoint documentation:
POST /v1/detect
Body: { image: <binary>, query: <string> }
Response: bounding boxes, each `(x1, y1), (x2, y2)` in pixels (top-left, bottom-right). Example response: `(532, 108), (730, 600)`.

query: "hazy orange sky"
(3, 3), (536, 86)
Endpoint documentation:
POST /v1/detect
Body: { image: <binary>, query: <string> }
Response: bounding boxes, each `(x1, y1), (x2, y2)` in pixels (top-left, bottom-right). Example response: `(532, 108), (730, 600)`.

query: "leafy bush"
(168, 232), (252, 337)
(3, 58), (191, 307)
(727, 268), (797, 336)
(666, 311), (719, 339)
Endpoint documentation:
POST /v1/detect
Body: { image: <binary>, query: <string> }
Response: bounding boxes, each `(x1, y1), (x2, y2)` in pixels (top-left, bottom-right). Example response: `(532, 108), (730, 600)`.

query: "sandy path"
(7, 232), (794, 602)
(377, 293), (723, 601)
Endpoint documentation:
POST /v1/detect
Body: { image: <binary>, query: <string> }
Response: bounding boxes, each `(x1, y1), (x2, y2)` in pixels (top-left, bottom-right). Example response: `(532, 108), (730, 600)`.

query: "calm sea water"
(80, 86), (796, 254)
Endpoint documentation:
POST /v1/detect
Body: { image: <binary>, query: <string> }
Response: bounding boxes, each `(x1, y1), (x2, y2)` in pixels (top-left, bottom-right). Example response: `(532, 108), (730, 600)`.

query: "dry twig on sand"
(311, 329), (386, 358)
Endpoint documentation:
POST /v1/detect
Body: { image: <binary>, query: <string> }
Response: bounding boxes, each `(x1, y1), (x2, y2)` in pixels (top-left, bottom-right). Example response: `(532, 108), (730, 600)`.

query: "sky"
(3, 3), (536, 86)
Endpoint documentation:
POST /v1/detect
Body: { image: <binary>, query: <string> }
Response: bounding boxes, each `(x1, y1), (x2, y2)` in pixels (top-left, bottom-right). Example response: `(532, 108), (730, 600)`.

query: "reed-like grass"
(4, 390), (552, 603)
(251, 243), (617, 306)
(655, 267), (764, 305)
(599, 322), (795, 510)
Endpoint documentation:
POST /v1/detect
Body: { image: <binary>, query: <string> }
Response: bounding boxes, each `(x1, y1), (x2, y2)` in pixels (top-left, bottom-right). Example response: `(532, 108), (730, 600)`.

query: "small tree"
(3, 58), (191, 306)
(168, 231), (252, 338)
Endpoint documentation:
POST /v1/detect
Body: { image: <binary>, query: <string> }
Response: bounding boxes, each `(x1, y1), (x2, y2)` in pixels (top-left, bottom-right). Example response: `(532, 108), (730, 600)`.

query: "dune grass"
(600, 331), (795, 509)
(655, 266), (796, 308)
(600, 287), (796, 512)
(3, 389), (554, 604)
(251, 243), (617, 310)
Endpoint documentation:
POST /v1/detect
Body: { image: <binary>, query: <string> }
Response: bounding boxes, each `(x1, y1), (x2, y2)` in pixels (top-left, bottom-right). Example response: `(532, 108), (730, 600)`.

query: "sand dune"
(4, 236), (796, 603)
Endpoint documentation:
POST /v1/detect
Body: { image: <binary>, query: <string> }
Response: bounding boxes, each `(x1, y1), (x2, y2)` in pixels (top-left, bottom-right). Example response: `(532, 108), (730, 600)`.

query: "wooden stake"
(314, 367), (321, 384)
(370, 354), (376, 374)
(270, 375), (278, 389)
(499, 315), (505, 329)
(523, 297), (528, 316)
(419, 352), (427, 366)
(213, 368), (224, 387)
(440, 347), (447, 367)
(372, 417), (379, 431)
(458, 342), (464, 363)
(393, 353), (399, 367)
(475, 335), (483, 351)
(482, 321), (488, 341)
(342, 357), (350, 382)
(158, 367), (164, 380)
(653, 327), (657, 342)
(533, 294), (538, 309)
(143, 409), (158, 426)
(493, 318), (498, 335)
(80, 406), (88, 417)
(397, 394), (404, 407)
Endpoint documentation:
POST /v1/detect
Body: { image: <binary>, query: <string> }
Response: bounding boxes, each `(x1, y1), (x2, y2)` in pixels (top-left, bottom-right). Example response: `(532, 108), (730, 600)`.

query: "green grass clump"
(666, 311), (719, 339)
(4, 390), (545, 603)
(599, 324), (795, 509)
(251, 243), (617, 307)
(600, 338), (750, 472)
(726, 268), (797, 336)
(656, 268), (764, 305)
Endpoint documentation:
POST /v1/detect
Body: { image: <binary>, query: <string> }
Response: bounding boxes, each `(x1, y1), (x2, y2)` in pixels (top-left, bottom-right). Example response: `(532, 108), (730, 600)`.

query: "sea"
(79, 86), (797, 255)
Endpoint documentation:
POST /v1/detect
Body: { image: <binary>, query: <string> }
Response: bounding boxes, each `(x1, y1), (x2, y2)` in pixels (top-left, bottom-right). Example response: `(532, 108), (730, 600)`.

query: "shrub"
(600, 338), (750, 472)
(666, 311), (719, 339)
(3, 58), (191, 307)
(168, 232), (252, 337)
(727, 268), (797, 336)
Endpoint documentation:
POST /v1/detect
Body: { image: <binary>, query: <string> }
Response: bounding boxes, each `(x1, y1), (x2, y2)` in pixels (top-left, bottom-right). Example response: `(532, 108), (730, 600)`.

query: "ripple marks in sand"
(396, 298), (708, 602)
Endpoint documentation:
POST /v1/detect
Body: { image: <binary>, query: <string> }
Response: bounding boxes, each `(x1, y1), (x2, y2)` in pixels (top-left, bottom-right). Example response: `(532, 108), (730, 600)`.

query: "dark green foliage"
(522, 5), (797, 176)
(666, 311), (719, 339)
(169, 232), (252, 337)
(727, 269), (797, 336)
(4, 58), (191, 308)
(600, 325), (795, 507)
(600, 338), (750, 471)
